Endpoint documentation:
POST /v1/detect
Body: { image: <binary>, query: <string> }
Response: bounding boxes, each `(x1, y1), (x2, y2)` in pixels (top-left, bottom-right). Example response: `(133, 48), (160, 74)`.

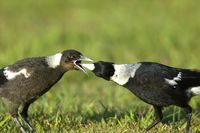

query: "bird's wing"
(0, 68), (8, 86)
(127, 66), (200, 105)
(159, 68), (200, 99)
(134, 63), (200, 90)
(170, 69), (200, 89)
(0, 57), (46, 87)
(7, 57), (45, 70)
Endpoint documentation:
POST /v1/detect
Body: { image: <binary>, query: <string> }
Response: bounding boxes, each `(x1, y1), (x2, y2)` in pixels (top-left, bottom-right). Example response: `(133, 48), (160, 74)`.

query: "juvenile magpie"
(0, 49), (92, 133)
(82, 61), (200, 133)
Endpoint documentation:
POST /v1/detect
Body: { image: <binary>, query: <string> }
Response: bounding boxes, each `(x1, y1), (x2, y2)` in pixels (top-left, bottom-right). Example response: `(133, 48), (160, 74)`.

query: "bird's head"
(81, 61), (115, 80)
(61, 49), (93, 73)
(46, 49), (93, 73)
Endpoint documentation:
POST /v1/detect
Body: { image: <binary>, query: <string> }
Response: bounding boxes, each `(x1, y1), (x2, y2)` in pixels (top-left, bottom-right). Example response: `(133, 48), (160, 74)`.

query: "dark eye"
(65, 59), (69, 63)
(70, 55), (76, 59)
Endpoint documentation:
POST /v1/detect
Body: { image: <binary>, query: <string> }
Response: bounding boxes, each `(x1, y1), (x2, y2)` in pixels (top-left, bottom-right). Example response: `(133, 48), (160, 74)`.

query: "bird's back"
(0, 57), (64, 104)
(124, 62), (200, 106)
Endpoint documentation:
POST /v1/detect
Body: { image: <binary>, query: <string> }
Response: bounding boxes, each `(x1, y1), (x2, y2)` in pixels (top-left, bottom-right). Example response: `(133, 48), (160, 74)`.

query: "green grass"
(0, 0), (200, 132)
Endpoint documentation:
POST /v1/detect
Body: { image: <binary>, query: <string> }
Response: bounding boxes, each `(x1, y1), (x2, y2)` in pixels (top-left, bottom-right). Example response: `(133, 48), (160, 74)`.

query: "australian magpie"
(0, 49), (92, 133)
(82, 61), (200, 133)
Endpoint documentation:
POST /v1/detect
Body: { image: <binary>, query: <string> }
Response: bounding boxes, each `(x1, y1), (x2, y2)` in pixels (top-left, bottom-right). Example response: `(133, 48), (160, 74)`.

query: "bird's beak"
(79, 55), (93, 62)
(73, 55), (93, 74)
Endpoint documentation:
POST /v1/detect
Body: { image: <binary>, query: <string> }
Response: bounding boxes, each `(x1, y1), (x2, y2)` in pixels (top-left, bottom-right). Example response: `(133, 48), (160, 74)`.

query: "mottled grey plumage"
(0, 58), (60, 107)
(0, 49), (92, 133)
(83, 61), (200, 133)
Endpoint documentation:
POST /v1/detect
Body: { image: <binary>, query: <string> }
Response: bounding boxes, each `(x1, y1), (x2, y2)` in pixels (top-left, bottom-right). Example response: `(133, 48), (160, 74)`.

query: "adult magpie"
(82, 61), (200, 133)
(0, 49), (92, 133)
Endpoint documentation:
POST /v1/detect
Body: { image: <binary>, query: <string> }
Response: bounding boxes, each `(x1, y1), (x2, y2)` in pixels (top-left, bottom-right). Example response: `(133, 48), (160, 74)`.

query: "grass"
(0, 0), (200, 132)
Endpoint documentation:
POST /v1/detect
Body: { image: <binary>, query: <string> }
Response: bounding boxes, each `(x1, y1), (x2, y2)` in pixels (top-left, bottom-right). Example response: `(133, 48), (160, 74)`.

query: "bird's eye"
(70, 55), (76, 59)
(65, 59), (69, 63)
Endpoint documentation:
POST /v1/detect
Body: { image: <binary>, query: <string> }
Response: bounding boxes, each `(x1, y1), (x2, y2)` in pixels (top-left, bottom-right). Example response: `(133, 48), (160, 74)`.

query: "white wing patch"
(165, 72), (182, 86)
(3, 68), (31, 80)
(46, 53), (62, 68)
(111, 63), (141, 85)
(174, 72), (182, 81)
(165, 79), (178, 86)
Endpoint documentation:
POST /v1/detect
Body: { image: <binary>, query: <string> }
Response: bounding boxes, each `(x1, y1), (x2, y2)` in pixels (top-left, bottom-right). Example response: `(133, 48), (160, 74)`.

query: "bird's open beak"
(73, 55), (93, 74)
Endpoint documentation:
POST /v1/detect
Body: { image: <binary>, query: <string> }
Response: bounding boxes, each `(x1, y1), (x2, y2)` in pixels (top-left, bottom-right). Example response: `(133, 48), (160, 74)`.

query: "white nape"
(4, 68), (31, 80)
(46, 53), (62, 68)
(82, 64), (95, 71)
(189, 86), (200, 95)
(111, 63), (141, 85)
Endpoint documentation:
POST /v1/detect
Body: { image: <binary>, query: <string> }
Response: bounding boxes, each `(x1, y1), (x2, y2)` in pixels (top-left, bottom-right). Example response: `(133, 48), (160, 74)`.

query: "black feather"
(176, 69), (200, 89)
(93, 61), (115, 80)
(91, 61), (199, 132)
(0, 68), (8, 86)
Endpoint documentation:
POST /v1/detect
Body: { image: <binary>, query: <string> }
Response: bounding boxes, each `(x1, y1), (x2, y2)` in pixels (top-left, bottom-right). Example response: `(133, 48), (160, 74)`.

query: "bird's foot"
(20, 115), (35, 132)
(13, 117), (26, 133)
(145, 120), (160, 131)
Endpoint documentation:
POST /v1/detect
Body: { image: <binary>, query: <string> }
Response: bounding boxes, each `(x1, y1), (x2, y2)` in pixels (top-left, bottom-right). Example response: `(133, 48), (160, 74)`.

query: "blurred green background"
(0, 0), (200, 132)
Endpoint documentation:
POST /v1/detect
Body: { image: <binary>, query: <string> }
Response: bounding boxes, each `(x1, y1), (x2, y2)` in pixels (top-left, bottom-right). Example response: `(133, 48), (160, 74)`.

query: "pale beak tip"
(80, 55), (94, 62)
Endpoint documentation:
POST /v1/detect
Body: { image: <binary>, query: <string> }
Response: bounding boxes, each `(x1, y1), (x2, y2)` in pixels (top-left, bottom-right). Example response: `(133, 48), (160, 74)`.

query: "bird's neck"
(45, 53), (62, 69)
(110, 63), (141, 85)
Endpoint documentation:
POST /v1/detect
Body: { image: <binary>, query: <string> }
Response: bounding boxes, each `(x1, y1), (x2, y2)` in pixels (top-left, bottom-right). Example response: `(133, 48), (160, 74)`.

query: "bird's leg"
(7, 102), (26, 133)
(20, 103), (35, 132)
(146, 106), (163, 131)
(183, 105), (192, 133)
(13, 117), (26, 133)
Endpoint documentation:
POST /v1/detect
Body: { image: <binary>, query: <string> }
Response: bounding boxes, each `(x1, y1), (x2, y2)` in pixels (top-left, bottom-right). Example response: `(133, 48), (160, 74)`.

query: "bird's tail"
(182, 69), (200, 96)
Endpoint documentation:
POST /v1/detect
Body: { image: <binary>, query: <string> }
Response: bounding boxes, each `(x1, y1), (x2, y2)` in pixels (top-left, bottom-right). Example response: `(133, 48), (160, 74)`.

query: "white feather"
(189, 86), (200, 95)
(111, 63), (141, 85)
(165, 72), (182, 86)
(46, 53), (62, 68)
(165, 79), (178, 86)
(4, 68), (30, 80)
(82, 64), (95, 71)
(173, 72), (182, 81)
